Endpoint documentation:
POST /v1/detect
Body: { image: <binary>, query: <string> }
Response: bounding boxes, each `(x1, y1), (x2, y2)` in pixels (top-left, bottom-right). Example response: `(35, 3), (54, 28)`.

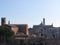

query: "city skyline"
(0, 0), (60, 27)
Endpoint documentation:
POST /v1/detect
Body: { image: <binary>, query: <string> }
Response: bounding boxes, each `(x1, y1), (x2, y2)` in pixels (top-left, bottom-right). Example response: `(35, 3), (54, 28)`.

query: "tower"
(43, 18), (45, 25)
(1, 17), (6, 26)
(8, 21), (10, 25)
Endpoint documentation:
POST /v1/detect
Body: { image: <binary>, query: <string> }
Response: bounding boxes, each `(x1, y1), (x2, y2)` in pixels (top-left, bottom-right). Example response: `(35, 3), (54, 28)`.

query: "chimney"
(43, 18), (45, 25)
(1, 17), (6, 26)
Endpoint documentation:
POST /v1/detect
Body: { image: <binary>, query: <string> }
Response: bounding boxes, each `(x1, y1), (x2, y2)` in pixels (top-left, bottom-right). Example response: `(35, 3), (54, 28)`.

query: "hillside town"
(0, 17), (60, 45)
(29, 18), (60, 39)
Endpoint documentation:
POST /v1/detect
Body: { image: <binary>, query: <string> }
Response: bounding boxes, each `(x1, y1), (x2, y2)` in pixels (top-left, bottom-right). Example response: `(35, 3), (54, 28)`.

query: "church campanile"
(43, 18), (45, 25)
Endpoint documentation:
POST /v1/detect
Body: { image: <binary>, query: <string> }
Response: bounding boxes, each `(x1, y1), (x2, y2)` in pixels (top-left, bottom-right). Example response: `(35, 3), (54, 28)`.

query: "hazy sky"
(0, 0), (60, 27)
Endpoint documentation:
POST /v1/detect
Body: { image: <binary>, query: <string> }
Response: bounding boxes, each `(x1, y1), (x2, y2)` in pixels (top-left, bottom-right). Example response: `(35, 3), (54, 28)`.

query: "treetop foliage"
(0, 26), (14, 38)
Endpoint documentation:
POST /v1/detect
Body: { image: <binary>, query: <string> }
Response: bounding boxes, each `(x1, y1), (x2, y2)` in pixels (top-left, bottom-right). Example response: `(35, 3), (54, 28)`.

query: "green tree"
(0, 26), (14, 45)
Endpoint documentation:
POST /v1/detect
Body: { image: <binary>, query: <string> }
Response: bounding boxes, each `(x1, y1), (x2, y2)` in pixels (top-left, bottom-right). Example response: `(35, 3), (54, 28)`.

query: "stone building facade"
(0, 17), (29, 36)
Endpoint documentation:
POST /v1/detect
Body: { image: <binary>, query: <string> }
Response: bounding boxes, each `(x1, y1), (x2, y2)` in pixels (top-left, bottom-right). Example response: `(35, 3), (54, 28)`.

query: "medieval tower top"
(1, 17), (6, 26)
(43, 18), (45, 25)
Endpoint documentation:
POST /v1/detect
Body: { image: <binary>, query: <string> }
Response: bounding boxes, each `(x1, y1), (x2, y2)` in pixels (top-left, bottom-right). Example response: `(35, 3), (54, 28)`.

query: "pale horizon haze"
(0, 0), (60, 28)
